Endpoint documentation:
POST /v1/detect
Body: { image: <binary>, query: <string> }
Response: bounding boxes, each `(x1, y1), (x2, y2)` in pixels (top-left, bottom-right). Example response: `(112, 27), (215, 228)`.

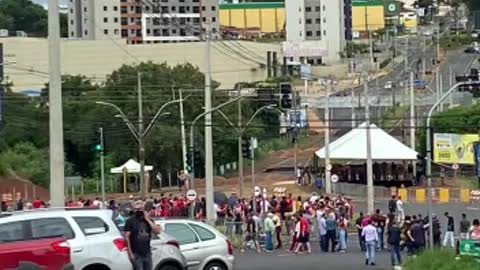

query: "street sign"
(385, 1), (400, 16)
(300, 64), (312, 80)
(459, 240), (480, 257)
(186, 189), (197, 201)
(452, 164), (459, 170)
(331, 174), (339, 183)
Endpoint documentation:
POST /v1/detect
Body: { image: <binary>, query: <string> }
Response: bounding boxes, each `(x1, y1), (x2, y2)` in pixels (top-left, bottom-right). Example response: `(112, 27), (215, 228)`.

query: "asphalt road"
(234, 201), (479, 270)
(235, 247), (392, 270)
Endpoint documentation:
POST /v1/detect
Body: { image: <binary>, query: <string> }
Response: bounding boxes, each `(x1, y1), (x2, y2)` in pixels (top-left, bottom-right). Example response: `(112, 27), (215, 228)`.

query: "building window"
(306, 31), (312, 37)
(171, 6), (176, 11)
(299, 19), (302, 24)
(121, 6), (127, 13)
(147, 29), (151, 35)
(193, 6), (199, 13)
(179, 6), (186, 13)
(323, 18), (326, 23)
(316, 31), (321, 37)
(316, 18), (321, 24)
(70, 8), (73, 14)
(113, 6), (118, 11)
(212, 17), (216, 22)
(84, 30), (88, 35)
(103, 6), (107, 11)
(306, 19), (312, 24)
(104, 29), (109, 35)
(202, 17), (206, 22)
(323, 5), (326, 11)
(211, 6), (216, 11)
(299, 31), (302, 37)
(114, 29), (119, 35)
(315, 6), (320, 12)
(104, 17), (108, 23)
(193, 18), (200, 23)
(70, 31), (74, 36)
(172, 29), (177, 34)
(121, 17), (127, 25)
(114, 17), (118, 23)
(83, 7), (87, 12)
(305, 7), (311, 12)
(202, 6), (205, 11)
(121, 29), (128, 37)
(70, 20), (74, 25)
(323, 30), (327, 35)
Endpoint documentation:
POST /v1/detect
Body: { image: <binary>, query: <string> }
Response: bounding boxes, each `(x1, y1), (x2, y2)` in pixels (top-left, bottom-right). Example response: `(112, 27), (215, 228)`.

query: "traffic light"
(279, 83), (293, 109)
(186, 148), (193, 170)
(94, 127), (104, 153)
(193, 149), (201, 168)
(241, 137), (251, 159)
(95, 144), (102, 152)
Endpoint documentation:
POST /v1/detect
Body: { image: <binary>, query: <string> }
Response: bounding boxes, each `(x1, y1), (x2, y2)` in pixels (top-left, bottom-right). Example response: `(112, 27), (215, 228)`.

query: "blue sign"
(300, 64), (312, 80)
(415, 80), (427, 88)
(474, 143), (480, 177)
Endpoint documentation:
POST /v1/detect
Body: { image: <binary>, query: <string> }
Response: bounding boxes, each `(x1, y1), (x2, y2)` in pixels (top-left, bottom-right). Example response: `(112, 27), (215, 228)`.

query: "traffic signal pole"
(251, 137), (256, 215)
(179, 89), (189, 185)
(238, 88), (244, 198)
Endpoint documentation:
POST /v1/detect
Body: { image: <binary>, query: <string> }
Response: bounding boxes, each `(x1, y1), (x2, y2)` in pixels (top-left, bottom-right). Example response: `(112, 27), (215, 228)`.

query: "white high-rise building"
(284, 0), (346, 64)
(68, 0), (121, 40)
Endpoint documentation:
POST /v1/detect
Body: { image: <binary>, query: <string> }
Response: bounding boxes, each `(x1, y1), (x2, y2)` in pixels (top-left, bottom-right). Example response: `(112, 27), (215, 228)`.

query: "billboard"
(433, 133), (480, 165)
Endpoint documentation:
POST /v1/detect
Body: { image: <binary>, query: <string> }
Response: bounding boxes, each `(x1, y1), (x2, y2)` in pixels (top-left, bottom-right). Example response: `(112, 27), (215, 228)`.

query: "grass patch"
(440, 34), (476, 51)
(379, 105), (409, 130)
(403, 249), (479, 270)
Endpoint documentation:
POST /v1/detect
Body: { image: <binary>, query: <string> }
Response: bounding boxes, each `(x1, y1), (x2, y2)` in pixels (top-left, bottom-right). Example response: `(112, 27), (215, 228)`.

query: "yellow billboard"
(433, 133), (480, 165)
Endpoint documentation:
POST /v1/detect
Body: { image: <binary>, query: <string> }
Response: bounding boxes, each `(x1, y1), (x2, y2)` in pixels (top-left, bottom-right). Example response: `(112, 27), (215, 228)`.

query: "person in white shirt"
(396, 196), (404, 224)
(362, 220), (379, 266)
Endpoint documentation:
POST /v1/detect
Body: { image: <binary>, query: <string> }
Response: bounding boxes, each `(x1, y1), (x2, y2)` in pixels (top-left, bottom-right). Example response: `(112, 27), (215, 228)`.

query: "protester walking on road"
(318, 213), (328, 252)
(124, 200), (162, 270)
(459, 213), (471, 240)
(443, 212), (455, 248)
(326, 213), (338, 253)
(372, 209), (386, 250)
(338, 216), (348, 252)
(362, 220), (379, 266)
(396, 197), (404, 223)
(387, 220), (402, 268)
(388, 196), (397, 214)
(356, 212), (366, 252)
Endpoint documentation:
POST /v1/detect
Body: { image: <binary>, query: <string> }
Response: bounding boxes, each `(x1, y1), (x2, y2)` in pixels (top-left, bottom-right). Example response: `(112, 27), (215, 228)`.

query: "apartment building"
(68, 0), (121, 40)
(141, 0), (219, 42)
(284, 0), (346, 64)
(68, 0), (220, 44)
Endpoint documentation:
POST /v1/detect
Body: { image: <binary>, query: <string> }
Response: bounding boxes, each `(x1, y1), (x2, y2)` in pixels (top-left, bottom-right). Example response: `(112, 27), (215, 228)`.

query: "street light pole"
(179, 89), (188, 176)
(99, 127), (106, 204)
(238, 88), (244, 197)
(137, 72), (146, 198)
(325, 83), (331, 194)
(365, 79), (374, 214)
(410, 72), (416, 179)
(426, 81), (470, 249)
(48, 0), (65, 207)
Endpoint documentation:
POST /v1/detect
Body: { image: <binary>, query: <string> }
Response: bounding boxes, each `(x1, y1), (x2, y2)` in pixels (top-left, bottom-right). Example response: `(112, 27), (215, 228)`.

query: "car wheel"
(158, 265), (181, 270)
(204, 262), (227, 270)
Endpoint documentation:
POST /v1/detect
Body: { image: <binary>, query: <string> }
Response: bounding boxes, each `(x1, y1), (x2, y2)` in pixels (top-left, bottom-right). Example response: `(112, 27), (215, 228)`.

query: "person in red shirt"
(33, 197), (42, 209)
(294, 212), (312, 254)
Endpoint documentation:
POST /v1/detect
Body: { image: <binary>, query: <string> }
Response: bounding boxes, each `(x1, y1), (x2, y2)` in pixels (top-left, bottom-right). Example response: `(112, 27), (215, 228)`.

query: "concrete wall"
(2, 38), (281, 91)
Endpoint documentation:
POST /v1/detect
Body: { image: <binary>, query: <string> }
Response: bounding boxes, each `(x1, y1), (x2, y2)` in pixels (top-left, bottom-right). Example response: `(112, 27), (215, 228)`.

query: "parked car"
(0, 235), (73, 270)
(0, 208), (132, 270)
(155, 219), (235, 270)
(151, 232), (188, 270)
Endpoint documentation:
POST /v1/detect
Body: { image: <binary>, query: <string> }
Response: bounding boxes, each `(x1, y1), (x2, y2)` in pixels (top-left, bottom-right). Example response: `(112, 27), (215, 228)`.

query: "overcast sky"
(31, 0), (67, 9)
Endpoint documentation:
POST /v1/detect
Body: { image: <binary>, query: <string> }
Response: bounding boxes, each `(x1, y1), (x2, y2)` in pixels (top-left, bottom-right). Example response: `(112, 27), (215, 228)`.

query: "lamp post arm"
(95, 101), (139, 142)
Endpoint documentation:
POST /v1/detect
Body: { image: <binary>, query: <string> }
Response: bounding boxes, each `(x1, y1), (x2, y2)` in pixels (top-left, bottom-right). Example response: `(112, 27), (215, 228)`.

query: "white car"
(0, 208), (132, 270)
(384, 81), (393, 89)
(155, 219), (235, 270)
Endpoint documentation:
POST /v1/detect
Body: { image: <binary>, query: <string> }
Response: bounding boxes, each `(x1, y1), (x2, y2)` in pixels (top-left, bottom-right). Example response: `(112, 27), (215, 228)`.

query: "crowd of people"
(3, 190), (480, 268)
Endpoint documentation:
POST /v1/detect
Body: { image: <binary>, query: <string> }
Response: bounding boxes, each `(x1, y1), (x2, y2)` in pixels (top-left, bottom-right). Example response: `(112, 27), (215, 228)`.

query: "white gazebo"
(316, 122), (418, 161)
(110, 159), (153, 193)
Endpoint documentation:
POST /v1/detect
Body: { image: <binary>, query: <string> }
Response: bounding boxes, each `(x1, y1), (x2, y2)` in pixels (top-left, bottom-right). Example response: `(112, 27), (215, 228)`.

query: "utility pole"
(251, 137), (256, 214)
(351, 87), (356, 128)
(422, 37), (426, 80)
(369, 30), (375, 70)
(392, 27), (397, 107)
(325, 82), (331, 194)
(449, 66), (453, 107)
(99, 127), (106, 204)
(137, 72), (146, 199)
(237, 88), (244, 197)
(439, 74), (444, 112)
(48, 0), (65, 207)
(405, 36), (409, 73)
(179, 89), (188, 182)
(293, 90), (298, 180)
(204, 23), (215, 224)
(365, 79), (374, 214)
(409, 72), (416, 180)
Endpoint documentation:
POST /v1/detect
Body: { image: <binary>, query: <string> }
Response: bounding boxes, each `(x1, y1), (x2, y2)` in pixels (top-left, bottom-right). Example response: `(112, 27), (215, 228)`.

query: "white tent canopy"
(110, 159), (153, 174)
(315, 122), (418, 160)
